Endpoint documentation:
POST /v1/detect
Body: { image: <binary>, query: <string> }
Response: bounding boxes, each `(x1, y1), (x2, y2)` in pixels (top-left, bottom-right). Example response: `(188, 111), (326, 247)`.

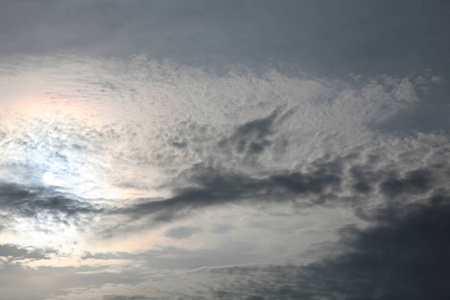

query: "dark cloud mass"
(118, 157), (344, 223)
(117, 149), (450, 227)
(305, 202), (450, 300)
(380, 169), (433, 197)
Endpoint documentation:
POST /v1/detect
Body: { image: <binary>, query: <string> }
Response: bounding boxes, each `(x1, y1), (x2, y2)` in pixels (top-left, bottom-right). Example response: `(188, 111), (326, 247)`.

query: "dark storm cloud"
(0, 181), (102, 220)
(187, 199), (450, 300)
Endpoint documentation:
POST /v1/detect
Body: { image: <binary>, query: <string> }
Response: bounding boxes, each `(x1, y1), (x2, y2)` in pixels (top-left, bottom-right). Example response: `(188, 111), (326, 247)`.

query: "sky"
(0, 1), (449, 299)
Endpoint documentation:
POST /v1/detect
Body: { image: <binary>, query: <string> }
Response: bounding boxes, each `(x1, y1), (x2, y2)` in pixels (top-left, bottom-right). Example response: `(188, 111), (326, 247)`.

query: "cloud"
(217, 107), (298, 165)
(149, 199), (449, 300)
(113, 133), (450, 227)
(0, 182), (102, 220)
(164, 226), (202, 239)
(299, 201), (450, 300)
(0, 181), (103, 252)
(379, 168), (433, 198)
(1, 1), (449, 77)
(103, 296), (151, 300)
(0, 263), (146, 300)
(0, 244), (55, 261)
(0, 54), (448, 300)
(33, 183), (450, 298)
(115, 156), (345, 224)
(221, 109), (279, 158)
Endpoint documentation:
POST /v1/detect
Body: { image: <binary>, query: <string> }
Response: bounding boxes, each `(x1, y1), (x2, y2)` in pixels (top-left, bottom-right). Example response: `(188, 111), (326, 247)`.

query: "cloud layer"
(0, 54), (448, 299)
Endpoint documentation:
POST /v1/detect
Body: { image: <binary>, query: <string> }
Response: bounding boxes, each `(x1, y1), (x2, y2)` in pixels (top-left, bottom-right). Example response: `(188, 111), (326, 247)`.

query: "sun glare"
(42, 171), (56, 185)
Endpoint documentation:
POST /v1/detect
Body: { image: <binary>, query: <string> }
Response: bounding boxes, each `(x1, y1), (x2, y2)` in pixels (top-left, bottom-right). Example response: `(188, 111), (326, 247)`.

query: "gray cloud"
(113, 145), (450, 229)
(299, 201), (450, 300)
(1, 0), (449, 77)
(218, 108), (296, 164)
(0, 181), (102, 225)
(380, 169), (433, 198)
(0, 244), (56, 261)
(156, 199), (449, 300)
(0, 3), (449, 296)
(0, 263), (146, 300)
(226, 109), (278, 156)
(103, 296), (151, 300)
(164, 226), (203, 239)
(0, 58), (447, 299)
(117, 156), (345, 224)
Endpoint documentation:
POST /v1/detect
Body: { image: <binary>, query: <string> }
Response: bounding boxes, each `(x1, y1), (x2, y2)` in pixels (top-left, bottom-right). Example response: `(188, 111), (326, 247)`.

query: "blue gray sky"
(0, 1), (449, 299)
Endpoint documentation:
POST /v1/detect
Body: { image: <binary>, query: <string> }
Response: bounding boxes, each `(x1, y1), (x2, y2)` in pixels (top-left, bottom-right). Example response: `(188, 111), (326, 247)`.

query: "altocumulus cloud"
(0, 1), (449, 299)
(0, 54), (448, 300)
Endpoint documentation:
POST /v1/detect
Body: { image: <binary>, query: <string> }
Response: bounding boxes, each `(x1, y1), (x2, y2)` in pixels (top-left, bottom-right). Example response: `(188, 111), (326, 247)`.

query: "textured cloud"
(111, 131), (449, 230)
(0, 54), (448, 300)
(1, 1), (449, 299)
(0, 55), (426, 204)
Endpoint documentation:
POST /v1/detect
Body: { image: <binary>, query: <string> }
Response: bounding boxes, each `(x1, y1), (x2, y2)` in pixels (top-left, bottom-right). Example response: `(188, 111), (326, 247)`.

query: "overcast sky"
(0, 1), (449, 299)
